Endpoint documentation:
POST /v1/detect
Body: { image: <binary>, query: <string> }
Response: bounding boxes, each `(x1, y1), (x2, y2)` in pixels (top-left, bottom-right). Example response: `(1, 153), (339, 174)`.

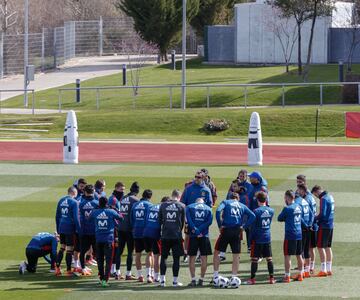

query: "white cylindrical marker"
(248, 112), (263, 166)
(63, 110), (79, 164)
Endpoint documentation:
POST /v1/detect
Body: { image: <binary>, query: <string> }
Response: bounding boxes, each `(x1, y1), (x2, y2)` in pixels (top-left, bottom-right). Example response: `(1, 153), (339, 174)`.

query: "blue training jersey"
(295, 196), (313, 229)
(305, 191), (318, 230)
(91, 208), (122, 243)
(131, 199), (152, 239)
(143, 204), (161, 240)
(79, 196), (99, 235)
(181, 182), (213, 208)
(185, 202), (213, 237)
(316, 191), (335, 229)
(278, 202), (302, 240)
(27, 232), (58, 259)
(251, 206), (274, 244)
(55, 196), (81, 235)
(216, 199), (255, 229)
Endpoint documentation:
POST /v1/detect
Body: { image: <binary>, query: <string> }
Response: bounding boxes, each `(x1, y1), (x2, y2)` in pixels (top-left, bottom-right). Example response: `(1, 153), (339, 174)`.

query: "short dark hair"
(229, 192), (239, 200)
(130, 182), (140, 194)
(142, 189), (153, 199)
(99, 197), (108, 208)
(297, 174), (306, 182)
(239, 169), (248, 176)
(78, 178), (87, 185)
(311, 185), (322, 194)
(115, 182), (124, 189)
(201, 168), (209, 176)
(256, 191), (267, 203)
(161, 196), (170, 203)
(84, 184), (94, 195)
(95, 179), (105, 190)
(297, 184), (307, 192)
(285, 190), (295, 199)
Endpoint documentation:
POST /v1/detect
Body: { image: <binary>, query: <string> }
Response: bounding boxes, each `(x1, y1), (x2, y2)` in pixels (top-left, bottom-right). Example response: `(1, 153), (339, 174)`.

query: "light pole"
(181, 0), (187, 110)
(24, 0), (29, 107)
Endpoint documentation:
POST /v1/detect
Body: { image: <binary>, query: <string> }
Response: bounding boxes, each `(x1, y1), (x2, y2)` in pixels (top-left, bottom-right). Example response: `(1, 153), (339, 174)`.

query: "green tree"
(190, 0), (251, 38)
(116, 0), (199, 61)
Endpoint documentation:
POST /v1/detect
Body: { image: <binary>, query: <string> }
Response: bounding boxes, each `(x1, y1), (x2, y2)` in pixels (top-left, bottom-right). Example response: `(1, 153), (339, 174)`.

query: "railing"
(0, 89), (35, 115)
(57, 82), (360, 112)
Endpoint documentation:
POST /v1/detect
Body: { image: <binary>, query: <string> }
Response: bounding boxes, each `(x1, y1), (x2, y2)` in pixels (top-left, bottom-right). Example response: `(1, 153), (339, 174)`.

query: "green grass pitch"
(0, 162), (359, 300)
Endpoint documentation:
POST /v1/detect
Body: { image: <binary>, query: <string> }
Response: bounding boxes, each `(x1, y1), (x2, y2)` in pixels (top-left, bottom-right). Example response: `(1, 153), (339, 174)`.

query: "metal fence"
(0, 89), (35, 114)
(56, 82), (360, 112)
(0, 17), (199, 78)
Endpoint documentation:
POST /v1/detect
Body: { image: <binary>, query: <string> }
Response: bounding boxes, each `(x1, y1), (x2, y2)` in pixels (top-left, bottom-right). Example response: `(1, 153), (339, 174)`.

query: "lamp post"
(181, 0), (187, 110)
(24, 0), (29, 107)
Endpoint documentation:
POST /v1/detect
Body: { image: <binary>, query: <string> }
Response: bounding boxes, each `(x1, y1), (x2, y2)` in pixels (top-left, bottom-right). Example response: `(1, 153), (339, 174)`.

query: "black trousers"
(116, 231), (134, 272)
(96, 242), (114, 281)
(26, 248), (51, 273)
(80, 235), (96, 269)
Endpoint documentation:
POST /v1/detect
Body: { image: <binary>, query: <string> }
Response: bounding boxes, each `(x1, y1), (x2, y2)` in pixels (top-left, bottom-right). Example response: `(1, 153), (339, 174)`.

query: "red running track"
(0, 141), (359, 166)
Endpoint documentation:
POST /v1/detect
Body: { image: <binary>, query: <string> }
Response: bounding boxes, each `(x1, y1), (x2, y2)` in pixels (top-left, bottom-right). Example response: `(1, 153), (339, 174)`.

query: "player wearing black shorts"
(247, 191), (275, 285)
(158, 190), (185, 287)
(278, 190), (304, 283)
(213, 193), (255, 281)
(312, 185), (335, 277)
(185, 198), (213, 287)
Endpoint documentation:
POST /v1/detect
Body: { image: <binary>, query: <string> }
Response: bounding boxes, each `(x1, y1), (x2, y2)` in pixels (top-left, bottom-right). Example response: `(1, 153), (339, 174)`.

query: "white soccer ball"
(214, 276), (229, 288)
(229, 276), (241, 288)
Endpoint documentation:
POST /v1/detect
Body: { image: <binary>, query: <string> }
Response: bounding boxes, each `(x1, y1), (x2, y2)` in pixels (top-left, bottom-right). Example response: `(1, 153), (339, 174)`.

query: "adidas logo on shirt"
(83, 202), (95, 209)
(97, 211), (108, 219)
(62, 199), (69, 207)
(294, 206), (302, 214)
(261, 210), (270, 218)
(166, 204), (178, 211)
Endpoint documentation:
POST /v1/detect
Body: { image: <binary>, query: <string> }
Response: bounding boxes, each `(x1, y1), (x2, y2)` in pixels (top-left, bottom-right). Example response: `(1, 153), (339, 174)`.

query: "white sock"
(232, 274), (237, 278)
(173, 276), (178, 283)
(126, 270), (131, 276)
(160, 275), (166, 282)
(151, 268), (154, 277)
(219, 252), (225, 257)
(191, 276), (196, 281)
(213, 271), (219, 278)
(154, 272), (159, 280)
(111, 264), (116, 273)
(326, 261), (332, 272)
(74, 260), (80, 268)
(146, 268), (151, 277)
(137, 269), (143, 277)
(310, 261), (315, 270)
(285, 272), (290, 277)
(301, 267), (304, 275)
(321, 262), (327, 272)
(305, 266), (310, 272)
(116, 269), (121, 276)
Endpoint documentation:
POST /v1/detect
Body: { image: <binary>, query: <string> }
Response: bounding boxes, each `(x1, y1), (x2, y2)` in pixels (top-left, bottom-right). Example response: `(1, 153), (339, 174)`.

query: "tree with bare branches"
(0, 0), (18, 33)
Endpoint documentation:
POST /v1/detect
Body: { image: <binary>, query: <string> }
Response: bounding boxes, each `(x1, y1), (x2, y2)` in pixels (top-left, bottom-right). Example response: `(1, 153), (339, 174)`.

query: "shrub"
(203, 119), (230, 132)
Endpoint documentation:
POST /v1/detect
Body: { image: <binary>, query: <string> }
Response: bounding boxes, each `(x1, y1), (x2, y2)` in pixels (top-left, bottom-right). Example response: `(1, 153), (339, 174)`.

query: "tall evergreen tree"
(116, 0), (199, 60)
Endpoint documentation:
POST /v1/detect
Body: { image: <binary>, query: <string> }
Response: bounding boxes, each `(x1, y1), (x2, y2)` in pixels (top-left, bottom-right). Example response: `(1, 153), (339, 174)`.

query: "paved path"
(0, 55), (158, 101)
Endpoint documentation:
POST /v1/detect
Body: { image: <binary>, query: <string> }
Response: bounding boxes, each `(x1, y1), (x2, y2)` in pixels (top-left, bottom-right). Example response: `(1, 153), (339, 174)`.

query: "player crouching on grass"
(213, 192), (255, 282)
(131, 189), (153, 283)
(90, 196), (122, 287)
(185, 198), (213, 287)
(311, 185), (335, 277)
(19, 232), (59, 275)
(247, 191), (275, 285)
(278, 190), (304, 283)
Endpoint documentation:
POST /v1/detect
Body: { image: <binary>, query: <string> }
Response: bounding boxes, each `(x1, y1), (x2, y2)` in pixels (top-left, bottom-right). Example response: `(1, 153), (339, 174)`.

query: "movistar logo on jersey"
(61, 207), (69, 215)
(195, 210), (205, 219)
(231, 208), (240, 216)
(135, 210), (145, 218)
(97, 211), (108, 219)
(262, 218), (271, 227)
(148, 212), (158, 220)
(98, 220), (108, 228)
(294, 214), (301, 223)
(166, 212), (177, 219)
(120, 205), (129, 212)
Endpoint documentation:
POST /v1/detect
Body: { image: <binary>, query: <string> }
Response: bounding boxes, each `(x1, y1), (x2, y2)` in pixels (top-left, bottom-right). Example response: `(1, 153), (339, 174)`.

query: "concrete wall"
(206, 26), (235, 63)
(329, 28), (360, 63)
(234, 3), (331, 64)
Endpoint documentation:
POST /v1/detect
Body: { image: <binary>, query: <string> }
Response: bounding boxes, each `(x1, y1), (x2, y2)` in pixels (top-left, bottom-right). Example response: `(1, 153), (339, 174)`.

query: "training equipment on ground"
(248, 111), (263, 166)
(213, 276), (229, 288)
(228, 276), (241, 288)
(63, 110), (79, 164)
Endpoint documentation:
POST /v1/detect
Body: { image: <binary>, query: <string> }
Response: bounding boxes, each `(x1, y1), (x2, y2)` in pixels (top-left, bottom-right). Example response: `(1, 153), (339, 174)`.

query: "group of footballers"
(19, 169), (335, 288)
